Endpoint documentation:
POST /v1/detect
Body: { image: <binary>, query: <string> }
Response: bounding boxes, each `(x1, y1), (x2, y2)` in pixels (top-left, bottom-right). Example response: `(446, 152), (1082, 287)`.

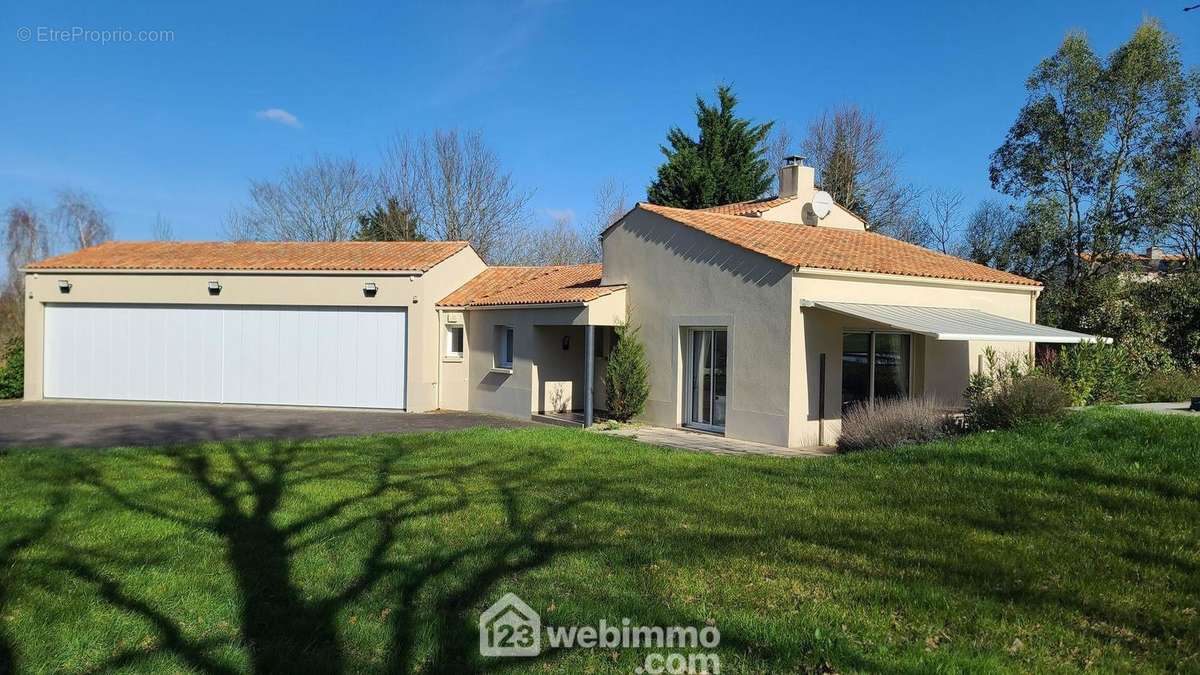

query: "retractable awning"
(806, 301), (1106, 343)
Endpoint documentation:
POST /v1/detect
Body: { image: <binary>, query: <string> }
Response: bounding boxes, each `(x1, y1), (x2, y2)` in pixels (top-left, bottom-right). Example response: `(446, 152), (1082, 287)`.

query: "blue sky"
(2, 0), (1198, 241)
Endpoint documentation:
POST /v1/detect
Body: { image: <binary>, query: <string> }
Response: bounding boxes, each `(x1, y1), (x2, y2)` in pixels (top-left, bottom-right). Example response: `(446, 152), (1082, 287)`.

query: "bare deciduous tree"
(959, 199), (1019, 267)
(52, 189), (111, 250)
(885, 213), (931, 248)
(3, 203), (50, 337)
(521, 214), (594, 266)
(225, 154), (375, 242)
(515, 179), (629, 266)
(5, 203), (48, 285)
(151, 213), (175, 241)
(920, 188), (964, 254)
(379, 130), (532, 262)
(765, 123), (794, 177)
(585, 178), (628, 260)
(800, 104), (920, 235)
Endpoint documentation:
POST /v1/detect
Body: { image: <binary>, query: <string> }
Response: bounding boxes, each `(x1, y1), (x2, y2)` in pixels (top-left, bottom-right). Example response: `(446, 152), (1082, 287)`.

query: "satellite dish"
(811, 190), (834, 219)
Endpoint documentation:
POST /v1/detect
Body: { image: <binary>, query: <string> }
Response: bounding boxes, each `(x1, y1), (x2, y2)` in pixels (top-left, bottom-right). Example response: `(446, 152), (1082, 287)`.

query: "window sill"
(442, 355), (464, 363)
(490, 366), (513, 375)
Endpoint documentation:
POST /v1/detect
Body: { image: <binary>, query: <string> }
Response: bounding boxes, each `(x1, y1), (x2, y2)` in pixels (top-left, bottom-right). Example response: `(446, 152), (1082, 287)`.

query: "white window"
(495, 325), (514, 369)
(445, 324), (464, 358)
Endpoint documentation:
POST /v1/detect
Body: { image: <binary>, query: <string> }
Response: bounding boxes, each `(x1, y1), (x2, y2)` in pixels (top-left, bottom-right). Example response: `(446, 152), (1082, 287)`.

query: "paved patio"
(598, 425), (834, 458)
(1116, 401), (1198, 416)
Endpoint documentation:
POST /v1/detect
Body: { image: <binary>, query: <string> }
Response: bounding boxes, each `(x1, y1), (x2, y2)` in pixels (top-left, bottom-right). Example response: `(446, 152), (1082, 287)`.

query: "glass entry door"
(686, 329), (727, 432)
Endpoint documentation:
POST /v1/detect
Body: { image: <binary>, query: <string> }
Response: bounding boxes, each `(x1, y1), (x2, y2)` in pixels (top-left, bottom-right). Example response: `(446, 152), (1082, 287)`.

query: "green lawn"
(1, 408), (1198, 673)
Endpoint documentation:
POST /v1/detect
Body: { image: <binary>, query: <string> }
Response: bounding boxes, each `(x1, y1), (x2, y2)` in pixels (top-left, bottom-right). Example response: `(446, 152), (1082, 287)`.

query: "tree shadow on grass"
(0, 492), (65, 675)
(704, 457), (1200, 669)
(11, 426), (630, 674)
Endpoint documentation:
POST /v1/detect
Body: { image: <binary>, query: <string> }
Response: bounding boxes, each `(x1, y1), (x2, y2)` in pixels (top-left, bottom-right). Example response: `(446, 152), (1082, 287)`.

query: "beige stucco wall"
(446, 290), (625, 419)
(765, 164), (866, 231)
(21, 246), (486, 412)
(601, 209), (796, 447)
(760, 200), (865, 231)
(437, 311), (470, 410)
(534, 325), (585, 413)
(601, 207), (1039, 448)
(789, 269), (1040, 446)
(411, 248), (487, 409)
(463, 306), (592, 419)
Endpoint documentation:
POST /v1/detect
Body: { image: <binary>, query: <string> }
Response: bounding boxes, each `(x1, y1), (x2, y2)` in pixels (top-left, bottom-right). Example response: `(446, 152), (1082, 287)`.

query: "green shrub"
(605, 321), (649, 422)
(1043, 341), (1141, 406)
(1139, 370), (1200, 403)
(1005, 374), (1071, 422)
(965, 348), (1071, 430)
(837, 396), (952, 453)
(0, 337), (23, 399)
(1134, 269), (1200, 371)
(967, 373), (1070, 431)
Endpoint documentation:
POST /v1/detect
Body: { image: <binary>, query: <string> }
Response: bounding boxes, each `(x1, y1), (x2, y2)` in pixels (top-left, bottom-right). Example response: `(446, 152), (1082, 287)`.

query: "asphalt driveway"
(0, 400), (532, 449)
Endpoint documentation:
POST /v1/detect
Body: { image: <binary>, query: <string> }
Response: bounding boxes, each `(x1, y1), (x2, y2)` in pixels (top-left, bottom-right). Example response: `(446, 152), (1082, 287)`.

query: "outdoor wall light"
(363, 282), (378, 297)
(57, 280), (72, 293)
(208, 281), (222, 295)
(562, 335), (570, 350)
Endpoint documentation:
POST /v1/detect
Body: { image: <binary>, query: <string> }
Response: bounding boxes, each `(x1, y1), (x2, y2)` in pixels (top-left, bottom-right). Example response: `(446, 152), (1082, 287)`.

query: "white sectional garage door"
(43, 305), (406, 409)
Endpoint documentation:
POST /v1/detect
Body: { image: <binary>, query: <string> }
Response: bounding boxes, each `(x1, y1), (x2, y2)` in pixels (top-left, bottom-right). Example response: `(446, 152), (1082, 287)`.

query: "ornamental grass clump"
(837, 396), (952, 453)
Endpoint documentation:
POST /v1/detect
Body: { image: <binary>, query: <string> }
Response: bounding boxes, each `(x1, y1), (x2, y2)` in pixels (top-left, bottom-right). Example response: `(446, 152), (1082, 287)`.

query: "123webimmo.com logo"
(479, 592), (541, 657)
(479, 592), (721, 673)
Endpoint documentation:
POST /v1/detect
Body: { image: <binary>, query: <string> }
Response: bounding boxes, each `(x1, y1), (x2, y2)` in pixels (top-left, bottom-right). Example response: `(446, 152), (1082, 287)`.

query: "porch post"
(584, 325), (594, 427)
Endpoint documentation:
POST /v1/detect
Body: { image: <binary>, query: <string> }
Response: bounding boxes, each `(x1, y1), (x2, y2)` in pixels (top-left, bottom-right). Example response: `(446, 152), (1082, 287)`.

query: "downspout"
(817, 352), (826, 446)
(435, 308), (443, 410)
(1029, 289), (1040, 362)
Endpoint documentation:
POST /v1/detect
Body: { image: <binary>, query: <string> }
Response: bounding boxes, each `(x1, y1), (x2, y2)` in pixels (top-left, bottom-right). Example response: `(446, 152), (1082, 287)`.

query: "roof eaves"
(791, 265), (1043, 289)
(442, 282), (625, 310)
(20, 266), (429, 275)
(21, 240), (472, 273)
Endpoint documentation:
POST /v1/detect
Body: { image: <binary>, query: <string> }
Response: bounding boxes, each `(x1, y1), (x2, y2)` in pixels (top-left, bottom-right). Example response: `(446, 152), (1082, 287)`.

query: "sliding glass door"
(686, 328), (727, 432)
(841, 332), (912, 410)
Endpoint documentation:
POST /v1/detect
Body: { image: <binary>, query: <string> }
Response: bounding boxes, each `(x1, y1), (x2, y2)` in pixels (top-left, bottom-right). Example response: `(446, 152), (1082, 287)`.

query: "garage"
(21, 240), (488, 412)
(43, 304), (408, 409)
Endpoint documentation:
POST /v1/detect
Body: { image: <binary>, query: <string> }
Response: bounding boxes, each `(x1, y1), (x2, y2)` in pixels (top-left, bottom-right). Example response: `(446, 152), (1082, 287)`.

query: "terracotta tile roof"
(1081, 251), (1187, 262)
(638, 203), (1040, 287)
(24, 240), (470, 272)
(438, 263), (624, 307)
(698, 195), (797, 216)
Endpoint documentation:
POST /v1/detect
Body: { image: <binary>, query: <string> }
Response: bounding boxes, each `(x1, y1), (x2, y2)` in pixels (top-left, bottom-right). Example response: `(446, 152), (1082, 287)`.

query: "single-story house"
(21, 159), (1099, 446)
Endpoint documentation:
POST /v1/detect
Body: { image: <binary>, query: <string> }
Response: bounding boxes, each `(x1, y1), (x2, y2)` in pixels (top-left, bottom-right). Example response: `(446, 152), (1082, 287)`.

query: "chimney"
(1147, 246), (1164, 260)
(778, 155), (815, 200)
